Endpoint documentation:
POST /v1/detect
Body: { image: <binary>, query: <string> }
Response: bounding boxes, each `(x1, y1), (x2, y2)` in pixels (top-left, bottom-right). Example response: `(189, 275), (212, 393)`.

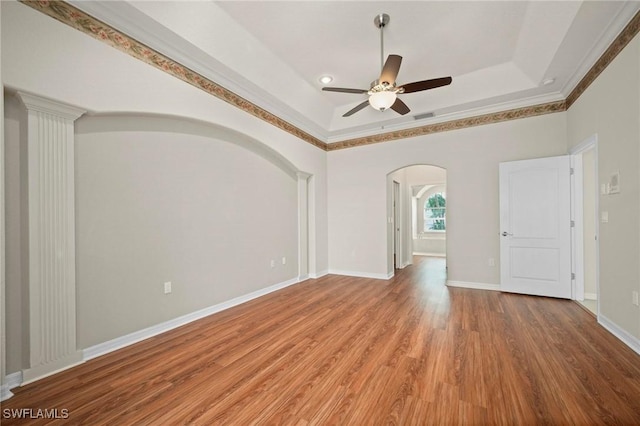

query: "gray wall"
(2, 1), (327, 374)
(4, 105), (300, 367)
(567, 34), (640, 339)
(328, 113), (568, 281)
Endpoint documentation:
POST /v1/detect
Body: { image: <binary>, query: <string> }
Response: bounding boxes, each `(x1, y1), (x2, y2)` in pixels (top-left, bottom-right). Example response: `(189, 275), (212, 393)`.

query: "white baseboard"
(413, 252), (446, 257)
(308, 269), (328, 279)
(328, 269), (393, 280)
(584, 292), (597, 300)
(22, 352), (83, 385)
(446, 280), (501, 291)
(598, 314), (640, 356)
(83, 276), (301, 362)
(1, 371), (23, 401)
(0, 386), (12, 401)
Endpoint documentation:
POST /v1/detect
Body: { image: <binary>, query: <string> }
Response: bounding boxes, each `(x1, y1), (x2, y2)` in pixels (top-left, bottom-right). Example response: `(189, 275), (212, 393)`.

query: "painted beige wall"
(328, 113), (568, 281)
(582, 148), (597, 297)
(0, 1), (328, 274)
(2, 0), (639, 378)
(4, 102), (300, 364)
(74, 118), (298, 348)
(1, 1), (328, 373)
(567, 34), (640, 339)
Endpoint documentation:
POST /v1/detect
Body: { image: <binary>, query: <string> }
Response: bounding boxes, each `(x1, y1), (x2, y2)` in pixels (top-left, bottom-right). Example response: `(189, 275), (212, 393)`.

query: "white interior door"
(499, 156), (572, 298)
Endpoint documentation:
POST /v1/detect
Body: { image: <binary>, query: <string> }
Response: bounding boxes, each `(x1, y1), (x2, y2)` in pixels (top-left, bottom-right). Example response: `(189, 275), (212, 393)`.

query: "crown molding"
(17, 91), (86, 120)
(19, 0), (327, 151)
(67, 0), (330, 143)
(18, 1), (640, 152)
(327, 100), (567, 151)
(326, 92), (565, 145)
(566, 6), (640, 108)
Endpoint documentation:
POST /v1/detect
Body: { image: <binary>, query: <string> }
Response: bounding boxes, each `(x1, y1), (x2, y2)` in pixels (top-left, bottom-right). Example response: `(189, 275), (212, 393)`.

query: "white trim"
(1, 372), (24, 401)
(570, 134), (599, 155)
(560, 2), (640, 99)
(413, 252), (446, 257)
(446, 280), (501, 291)
(83, 277), (300, 361)
(327, 92), (565, 143)
(569, 134), (600, 313)
(570, 152), (584, 300)
(598, 315), (640, 356)
(328, 269), (393, 280)
(22, 358), (84, 386)
(297, 172), (311, 280)
(0, 386), (12, 401)
(584, 292), (597, 300)
(308, 269), (329, 279)
(69, 1), (329, 142)
(17, 91), (85, 120)
(5, 371), (23, 388)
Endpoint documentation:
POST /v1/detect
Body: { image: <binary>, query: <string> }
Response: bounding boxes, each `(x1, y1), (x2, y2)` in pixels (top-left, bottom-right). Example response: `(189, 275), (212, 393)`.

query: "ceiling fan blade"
(343, 100), (370, 117)
(322, 87), (368, 94)
(391, 98), (410, 115)
(380, 54), (402, 85)
(400, 77), (452, 94)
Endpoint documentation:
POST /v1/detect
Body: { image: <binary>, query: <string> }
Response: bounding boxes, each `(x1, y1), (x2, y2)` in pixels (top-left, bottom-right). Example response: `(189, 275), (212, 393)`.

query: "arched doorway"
(387, 165), (447, 275)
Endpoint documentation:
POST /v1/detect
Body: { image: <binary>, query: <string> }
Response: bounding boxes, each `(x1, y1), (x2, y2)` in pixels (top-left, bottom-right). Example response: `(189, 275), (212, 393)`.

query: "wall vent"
(413, 112), (435, 120)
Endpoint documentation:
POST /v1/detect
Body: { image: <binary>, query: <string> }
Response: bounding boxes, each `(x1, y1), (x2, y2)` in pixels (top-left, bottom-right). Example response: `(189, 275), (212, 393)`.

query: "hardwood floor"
(3, 256), (640, 425)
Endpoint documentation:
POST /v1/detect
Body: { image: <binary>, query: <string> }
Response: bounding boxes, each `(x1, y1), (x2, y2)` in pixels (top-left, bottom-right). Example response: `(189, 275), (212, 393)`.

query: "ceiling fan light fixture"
(321, 13), (452, 118)
(369, 91), (397, 111)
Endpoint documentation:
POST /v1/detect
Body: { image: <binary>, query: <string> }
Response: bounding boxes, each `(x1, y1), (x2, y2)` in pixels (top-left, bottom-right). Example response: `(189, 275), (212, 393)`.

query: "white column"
(297, 172), (310, 280)
(0, 1), (10, 397)
(18, 93), (85, 383)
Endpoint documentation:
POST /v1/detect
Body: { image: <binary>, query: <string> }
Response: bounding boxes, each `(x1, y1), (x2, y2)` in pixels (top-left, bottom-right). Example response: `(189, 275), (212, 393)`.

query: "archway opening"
(387, 165), (447, 276)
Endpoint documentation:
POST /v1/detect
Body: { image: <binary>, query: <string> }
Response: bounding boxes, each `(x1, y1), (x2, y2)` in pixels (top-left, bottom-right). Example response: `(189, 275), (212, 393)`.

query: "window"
(424, 192), (446, 231)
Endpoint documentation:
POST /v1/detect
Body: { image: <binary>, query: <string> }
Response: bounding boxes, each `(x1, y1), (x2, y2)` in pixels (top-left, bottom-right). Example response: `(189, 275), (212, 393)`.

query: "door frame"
(570, 134), (600, 312)
(393, 180), (401, 269)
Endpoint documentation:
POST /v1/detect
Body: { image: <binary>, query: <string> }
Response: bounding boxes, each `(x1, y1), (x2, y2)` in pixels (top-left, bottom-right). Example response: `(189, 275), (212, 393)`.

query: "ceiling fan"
(322, 13), (452, 117)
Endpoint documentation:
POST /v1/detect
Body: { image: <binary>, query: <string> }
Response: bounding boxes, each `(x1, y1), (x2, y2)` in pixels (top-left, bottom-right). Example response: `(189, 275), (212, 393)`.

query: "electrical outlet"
(633, 291), (639, 307)
(282, 257), (286, 265)
(488, 258), (495, 267)
(270, 260), (275, 268)
(164, 281), (172, 294)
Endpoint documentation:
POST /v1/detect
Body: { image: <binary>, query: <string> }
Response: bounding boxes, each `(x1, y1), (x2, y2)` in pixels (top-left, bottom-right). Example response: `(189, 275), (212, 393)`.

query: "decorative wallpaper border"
(20, 0), (327, 151)
(19, 1), (640, 152)
(566, 9), (640, 108)
(327, 100), (567, 151)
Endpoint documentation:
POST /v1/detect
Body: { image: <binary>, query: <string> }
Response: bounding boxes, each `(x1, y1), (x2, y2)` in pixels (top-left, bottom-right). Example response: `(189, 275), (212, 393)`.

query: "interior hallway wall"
(567, 33), (640, 341)
(328, 113), (567, 281)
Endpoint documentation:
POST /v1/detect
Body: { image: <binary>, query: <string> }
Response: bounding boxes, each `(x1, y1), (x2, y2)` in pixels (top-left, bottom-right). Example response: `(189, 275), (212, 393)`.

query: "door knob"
(501, 231), (513, 237)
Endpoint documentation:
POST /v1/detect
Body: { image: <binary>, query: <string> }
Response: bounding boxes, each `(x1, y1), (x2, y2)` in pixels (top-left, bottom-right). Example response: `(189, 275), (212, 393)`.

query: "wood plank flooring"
(3, 256), (640, 425)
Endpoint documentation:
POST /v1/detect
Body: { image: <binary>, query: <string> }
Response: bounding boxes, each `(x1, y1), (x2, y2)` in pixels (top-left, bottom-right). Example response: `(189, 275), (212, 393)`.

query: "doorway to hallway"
(387, 165), (447, 275)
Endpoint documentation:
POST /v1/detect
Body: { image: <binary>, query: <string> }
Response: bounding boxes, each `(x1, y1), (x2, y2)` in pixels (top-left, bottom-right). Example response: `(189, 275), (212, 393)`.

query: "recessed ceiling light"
(319, 75), (333, 85)
(542, 78), (555, 86)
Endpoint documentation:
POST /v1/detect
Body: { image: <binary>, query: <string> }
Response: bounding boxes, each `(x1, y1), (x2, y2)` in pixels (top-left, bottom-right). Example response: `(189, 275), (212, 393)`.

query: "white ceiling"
(71, 1), (640, 144)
